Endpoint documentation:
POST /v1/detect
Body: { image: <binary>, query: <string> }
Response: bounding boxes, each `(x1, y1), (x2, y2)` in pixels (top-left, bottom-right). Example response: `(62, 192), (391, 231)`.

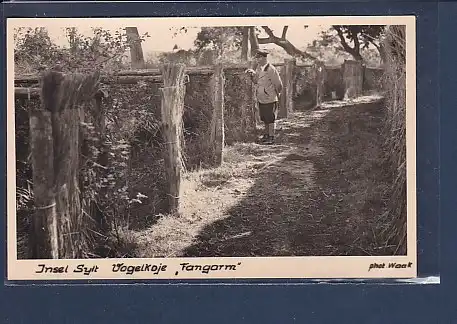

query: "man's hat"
(254, 49), (269, 57)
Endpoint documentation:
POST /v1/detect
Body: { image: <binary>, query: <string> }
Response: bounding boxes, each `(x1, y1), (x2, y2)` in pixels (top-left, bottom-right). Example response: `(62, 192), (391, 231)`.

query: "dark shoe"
(264, 136), (275, 145)
(258, 134), (269, 143)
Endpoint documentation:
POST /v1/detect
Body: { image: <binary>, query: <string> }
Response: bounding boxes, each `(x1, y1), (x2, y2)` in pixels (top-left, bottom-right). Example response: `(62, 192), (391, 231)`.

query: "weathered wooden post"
(29, 109), (59, 259)
(160, 63), (186, 213)
(239, 67), (257, 141)
(285, 59), (295, 115)
(40, 70), (100, 258)
(314, 61), (325, 108)
(246, 68), (258, 139)
(278, 58), (295, 118)
(209, 64), (225, 166)
(343, 60), (363, 99)
(279, 67), (286, 118)
(89, 89), (109, 231)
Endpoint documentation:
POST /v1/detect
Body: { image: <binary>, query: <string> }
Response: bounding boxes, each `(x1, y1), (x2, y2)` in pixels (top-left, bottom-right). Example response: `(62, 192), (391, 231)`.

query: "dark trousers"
(258, 101), (278, 124)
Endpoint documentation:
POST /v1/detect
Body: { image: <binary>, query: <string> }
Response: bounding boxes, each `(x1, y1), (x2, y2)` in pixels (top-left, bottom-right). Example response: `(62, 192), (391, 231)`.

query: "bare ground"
(129, 95), (395, 258)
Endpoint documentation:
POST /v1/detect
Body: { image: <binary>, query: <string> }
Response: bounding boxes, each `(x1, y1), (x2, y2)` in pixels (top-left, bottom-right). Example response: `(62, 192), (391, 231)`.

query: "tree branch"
(257, 26), (317, 61)
(334, 26), (362, 61)
(261, 26), (277, 39)
(257, 37), (273, 44)
(281, 26), (289, 40)
(353, 35), (360, 53)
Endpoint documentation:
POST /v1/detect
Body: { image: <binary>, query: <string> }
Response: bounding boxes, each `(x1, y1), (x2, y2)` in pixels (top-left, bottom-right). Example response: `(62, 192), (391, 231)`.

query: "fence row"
(14, 59), (382, 259)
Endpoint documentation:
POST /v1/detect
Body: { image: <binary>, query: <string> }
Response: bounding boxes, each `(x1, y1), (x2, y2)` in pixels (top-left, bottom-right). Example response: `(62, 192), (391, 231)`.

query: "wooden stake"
(315, 61), (325, 108)
(29, 109), (59, 259)
(209, 64), (225, 166)
(278, 58), (295, 118)
(284, 59), (295, 115)
(40, 71), (100, 258)
(160, 63), (186, 213)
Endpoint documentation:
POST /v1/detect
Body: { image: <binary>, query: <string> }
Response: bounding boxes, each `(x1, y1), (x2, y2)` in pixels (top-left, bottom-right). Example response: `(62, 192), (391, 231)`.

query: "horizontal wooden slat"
(15, 87), (109, 99)
(101, 75), (163, 84)
(15, 87), (41, 99)
(15, 63), (317, 84)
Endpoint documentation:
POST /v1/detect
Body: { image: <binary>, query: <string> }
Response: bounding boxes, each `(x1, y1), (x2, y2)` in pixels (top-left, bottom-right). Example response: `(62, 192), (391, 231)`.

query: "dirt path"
(132, 95), (393, 258)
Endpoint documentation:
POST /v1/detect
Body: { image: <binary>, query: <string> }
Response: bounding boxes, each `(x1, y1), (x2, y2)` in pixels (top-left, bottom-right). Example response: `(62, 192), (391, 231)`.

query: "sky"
(43, 22), (332, 54)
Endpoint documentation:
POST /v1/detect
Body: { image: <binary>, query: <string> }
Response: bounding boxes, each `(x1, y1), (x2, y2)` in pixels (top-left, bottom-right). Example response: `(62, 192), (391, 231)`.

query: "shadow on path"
(182, 98), (392, 257)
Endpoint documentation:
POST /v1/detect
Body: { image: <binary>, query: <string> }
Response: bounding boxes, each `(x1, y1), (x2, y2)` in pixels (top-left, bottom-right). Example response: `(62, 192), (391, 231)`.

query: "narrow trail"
(133, 95), (393, 258)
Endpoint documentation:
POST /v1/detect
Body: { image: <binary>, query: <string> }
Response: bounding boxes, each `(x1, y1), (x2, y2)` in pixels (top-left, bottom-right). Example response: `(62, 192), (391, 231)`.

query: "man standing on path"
(246, 49), (283, 145)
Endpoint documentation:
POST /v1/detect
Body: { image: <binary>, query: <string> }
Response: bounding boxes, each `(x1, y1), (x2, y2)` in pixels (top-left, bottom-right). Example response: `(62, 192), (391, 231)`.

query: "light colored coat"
(253, 63), (283, 104)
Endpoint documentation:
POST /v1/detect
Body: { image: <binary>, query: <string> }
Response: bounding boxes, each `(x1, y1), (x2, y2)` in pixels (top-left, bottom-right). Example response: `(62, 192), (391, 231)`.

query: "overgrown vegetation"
(14, 27), (257, 258)
(379, 25), (407, 255)
(14, 27), (157, 258)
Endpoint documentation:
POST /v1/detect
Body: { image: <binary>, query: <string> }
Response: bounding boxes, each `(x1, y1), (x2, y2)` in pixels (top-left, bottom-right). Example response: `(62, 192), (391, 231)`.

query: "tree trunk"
(377, 43), (387, 65)
(249, 27), (259, 57)
(125, 27), (145, 69)
(241, 27), (249, 61)
(334, 27), (364, 62)
(67, 27), (78, 55)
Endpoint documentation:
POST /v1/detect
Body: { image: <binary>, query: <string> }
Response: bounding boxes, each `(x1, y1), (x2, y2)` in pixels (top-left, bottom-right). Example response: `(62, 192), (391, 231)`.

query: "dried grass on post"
(379, 25), (407, 255)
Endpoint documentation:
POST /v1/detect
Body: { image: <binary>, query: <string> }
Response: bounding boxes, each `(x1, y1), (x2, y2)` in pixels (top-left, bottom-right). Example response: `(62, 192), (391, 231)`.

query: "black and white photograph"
(7, 17), (416, 280)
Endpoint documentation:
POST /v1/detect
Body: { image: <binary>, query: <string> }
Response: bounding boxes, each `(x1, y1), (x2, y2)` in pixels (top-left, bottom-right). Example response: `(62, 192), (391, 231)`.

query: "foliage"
(194, 27), (244, 57)
(14, 27), (156, 257)
(307, 28), (383, 65)
(14, 27), (150, 74)
(306, 30), (352, 65)
(333, 25), (385, 49)
(85, 82), (163, 227)
(331, 25), (385, 62)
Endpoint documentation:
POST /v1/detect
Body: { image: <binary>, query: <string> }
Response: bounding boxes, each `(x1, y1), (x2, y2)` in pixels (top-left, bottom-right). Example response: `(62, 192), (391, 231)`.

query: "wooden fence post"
(246, 71), (258, 138)
(40, 70), (100, 258)
(89, 89), (109, 231)
(209, 64), (225, 166)
(315, 61), (325, 108)
(278, 58), (295, 118)
(160, 63), (186, 213)
(343, 60), (363, 99)
(285, 59), (295, 115)
(29, 109), (59, 259)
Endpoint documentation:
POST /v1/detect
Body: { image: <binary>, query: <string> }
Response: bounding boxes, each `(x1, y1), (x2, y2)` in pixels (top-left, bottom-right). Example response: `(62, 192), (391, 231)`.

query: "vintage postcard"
(6, 16), (416, 280)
